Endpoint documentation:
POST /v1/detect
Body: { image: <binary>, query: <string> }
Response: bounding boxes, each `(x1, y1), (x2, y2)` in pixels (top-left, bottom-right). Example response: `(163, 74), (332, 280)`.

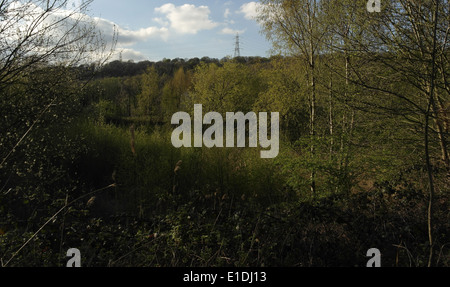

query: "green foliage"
(253, 57), (310, 140)
(161, 67), (192, 121)
(137, 67), (161, 118)
(189, 61), (264, 114)
(95, 100), (118, 123)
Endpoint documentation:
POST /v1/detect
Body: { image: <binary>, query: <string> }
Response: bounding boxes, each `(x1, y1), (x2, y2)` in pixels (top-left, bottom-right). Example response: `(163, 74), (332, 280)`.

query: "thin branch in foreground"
(1, 183), (116, 267)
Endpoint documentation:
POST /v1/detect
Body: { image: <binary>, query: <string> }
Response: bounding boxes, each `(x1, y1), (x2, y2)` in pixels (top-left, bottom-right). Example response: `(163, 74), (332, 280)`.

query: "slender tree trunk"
(425, 106), (435, 268)
(432, 95), (450, 170)
(308, 1), (317, 197)
(310, 87), (316, 196)
(310, 61), (316, 196)
(426, 0), (440, 267)
(329, 69), (334, 160)
(339, 53), (351, 173)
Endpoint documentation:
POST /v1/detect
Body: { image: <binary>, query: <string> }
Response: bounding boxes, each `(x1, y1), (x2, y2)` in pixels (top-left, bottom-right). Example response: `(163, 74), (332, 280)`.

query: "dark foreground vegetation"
(1, 55), (448, 267)
(0, 0), (449, 267)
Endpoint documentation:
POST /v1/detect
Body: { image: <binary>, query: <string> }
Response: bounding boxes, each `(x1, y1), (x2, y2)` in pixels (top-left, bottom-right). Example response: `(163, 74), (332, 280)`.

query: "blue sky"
(86, 0), (272, 62)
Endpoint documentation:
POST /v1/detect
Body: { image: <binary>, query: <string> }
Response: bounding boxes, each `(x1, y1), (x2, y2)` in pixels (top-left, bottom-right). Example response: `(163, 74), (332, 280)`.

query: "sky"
(83, 0), (272, 62)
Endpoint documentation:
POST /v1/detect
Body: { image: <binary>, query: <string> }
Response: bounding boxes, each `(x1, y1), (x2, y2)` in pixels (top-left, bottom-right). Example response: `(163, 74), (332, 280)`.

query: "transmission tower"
(234, 33), (241, 58)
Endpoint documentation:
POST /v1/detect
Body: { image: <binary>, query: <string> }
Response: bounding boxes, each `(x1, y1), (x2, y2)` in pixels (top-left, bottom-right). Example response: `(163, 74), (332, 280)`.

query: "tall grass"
(72, 120), (288, 218)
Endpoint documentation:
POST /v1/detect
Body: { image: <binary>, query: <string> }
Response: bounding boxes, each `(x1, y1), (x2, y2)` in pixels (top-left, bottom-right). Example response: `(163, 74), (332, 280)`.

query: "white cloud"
(94, 3), (222, 61)
(104, 3), (219, 44)
(155, 3), (218, 34)
(153, 17), (169, 27)
(0, 1), (107, 64)
(113, 48), (148, 62)
(224, 8), (231, 18)
(238, 2), (263, 20)
(118, 26), (170, 44)
(221, 27), (246, 35)
(92, 17), (169, 47)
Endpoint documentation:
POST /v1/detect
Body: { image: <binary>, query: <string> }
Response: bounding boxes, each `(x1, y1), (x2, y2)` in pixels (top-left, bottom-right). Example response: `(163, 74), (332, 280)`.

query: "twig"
(209, 208), (223, 236)
(59, 193), (70, 257)
(436, 243), (450, 266)
(241, 215), (261, 266)
(392, 244), (414, 267)
(108, 237), (159, 267)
